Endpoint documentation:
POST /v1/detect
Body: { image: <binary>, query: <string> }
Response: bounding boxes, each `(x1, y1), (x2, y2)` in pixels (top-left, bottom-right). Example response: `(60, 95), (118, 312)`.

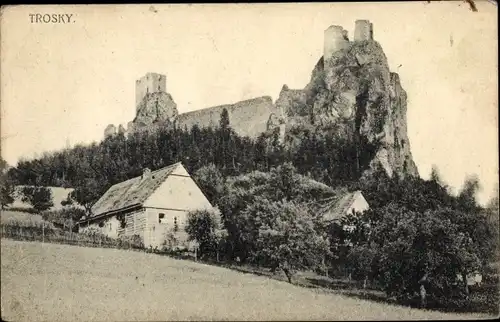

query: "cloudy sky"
(1, 2), (497, 204)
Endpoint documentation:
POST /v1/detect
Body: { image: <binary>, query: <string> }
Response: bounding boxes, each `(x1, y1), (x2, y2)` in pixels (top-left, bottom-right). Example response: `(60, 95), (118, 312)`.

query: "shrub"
(185, 209), (225, 260)
(41, 207), (86, 230)
(117, 234), (144, 249)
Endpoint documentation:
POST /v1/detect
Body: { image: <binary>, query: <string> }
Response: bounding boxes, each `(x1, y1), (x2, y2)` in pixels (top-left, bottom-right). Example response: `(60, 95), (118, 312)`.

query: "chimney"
(142, 168), (151, 180)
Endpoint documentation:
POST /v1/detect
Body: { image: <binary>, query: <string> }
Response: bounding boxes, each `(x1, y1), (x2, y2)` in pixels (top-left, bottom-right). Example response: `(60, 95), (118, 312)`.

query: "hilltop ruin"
(104, 19), (418, 178)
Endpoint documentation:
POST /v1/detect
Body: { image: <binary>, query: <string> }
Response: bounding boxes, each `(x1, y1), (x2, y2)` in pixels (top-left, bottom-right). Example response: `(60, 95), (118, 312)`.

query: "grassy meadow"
(1, 239), (491, 321)
(0, 210), (49, 227)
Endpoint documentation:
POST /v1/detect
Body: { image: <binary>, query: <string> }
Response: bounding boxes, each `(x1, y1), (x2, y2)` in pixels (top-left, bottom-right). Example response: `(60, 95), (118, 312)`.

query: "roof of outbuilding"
(90, 162), (182, 218)
(312, 190), (366, 221)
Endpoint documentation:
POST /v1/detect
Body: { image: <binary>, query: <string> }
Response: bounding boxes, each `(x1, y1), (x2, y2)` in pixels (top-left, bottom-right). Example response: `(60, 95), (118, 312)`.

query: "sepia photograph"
(0, 1), (498, 321)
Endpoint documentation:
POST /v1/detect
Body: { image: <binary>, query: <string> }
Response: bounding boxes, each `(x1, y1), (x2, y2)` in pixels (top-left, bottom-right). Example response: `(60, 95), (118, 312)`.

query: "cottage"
(76, 162), (214, 248)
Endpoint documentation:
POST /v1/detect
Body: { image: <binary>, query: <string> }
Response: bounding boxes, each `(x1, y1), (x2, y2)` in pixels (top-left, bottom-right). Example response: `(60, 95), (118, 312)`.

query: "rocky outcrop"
(277, 39), (418, 178)
(104, 124), (117, 139)
(135, 92), (178, 126)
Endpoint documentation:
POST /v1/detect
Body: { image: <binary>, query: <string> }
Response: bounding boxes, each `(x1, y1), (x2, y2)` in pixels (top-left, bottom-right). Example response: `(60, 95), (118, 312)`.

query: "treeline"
(6, 109), (371, 210)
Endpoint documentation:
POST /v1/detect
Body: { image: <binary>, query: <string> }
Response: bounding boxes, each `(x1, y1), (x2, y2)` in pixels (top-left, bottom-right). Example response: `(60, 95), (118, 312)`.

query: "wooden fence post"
(194, 247), (198, 261)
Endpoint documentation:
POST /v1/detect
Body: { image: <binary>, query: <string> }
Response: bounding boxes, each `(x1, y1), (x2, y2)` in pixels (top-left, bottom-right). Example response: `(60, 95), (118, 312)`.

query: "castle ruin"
(354, 20), (373, 42)
(135, 72), (167, 108)
(323, 19), (374, 61)
(105, 20), (376, 141)
(324, 25), (350, 61)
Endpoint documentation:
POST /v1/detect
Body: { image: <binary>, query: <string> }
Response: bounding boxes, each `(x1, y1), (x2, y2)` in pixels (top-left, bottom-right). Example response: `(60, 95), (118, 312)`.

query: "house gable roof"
(314, 190), (368, 221)
(90, 162), (183, 218)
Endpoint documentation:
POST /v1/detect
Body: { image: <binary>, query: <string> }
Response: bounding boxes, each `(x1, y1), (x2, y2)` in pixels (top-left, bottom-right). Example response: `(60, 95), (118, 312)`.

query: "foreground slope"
(1, 240), (484, 321)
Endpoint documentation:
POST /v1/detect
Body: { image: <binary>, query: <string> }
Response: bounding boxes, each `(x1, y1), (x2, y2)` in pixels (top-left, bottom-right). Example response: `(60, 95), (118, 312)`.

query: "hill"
(1, 239), (487, 321)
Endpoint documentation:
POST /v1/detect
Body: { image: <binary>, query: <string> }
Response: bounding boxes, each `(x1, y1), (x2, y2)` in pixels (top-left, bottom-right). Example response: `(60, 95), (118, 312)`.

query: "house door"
(149, 225), (156, 248)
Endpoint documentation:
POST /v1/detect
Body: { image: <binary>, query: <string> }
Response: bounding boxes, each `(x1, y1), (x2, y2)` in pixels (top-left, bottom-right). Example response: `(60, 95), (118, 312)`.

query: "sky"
(1, 2), (498, 205)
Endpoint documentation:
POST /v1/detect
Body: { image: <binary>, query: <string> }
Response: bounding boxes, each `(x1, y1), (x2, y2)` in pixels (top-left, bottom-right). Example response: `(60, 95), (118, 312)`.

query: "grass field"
(0, 239), (491, 321)
(0, 210), (48, 226)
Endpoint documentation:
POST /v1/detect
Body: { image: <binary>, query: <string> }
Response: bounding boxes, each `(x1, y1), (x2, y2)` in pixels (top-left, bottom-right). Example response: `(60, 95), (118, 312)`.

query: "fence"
(0, 223), (145, 251)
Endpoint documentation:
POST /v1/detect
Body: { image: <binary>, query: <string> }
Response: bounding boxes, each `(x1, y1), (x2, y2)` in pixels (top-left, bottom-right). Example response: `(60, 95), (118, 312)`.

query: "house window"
(159, 213), (165, 224)
(173, 217), (178, 232)
(109, 223), (112, 231)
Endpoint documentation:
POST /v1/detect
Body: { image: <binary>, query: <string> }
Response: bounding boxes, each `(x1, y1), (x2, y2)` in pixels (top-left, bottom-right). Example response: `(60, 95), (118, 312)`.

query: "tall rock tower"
(280, 19), (418, 179)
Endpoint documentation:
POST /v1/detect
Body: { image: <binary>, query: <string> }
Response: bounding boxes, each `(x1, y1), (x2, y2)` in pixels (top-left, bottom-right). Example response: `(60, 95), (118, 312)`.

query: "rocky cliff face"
(135, 92), (178, 125)
(274, 40), (419, 178)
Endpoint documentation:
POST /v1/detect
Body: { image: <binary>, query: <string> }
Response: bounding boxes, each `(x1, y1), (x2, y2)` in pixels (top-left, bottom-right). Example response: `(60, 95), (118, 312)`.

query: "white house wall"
(347, 192), (370, 214)
(144, 208), (189, 249)
(79, 208), (146, 241)
(79, 216), (120, 238)
(143, 165), (213, 211)
(142, 163), (213, 248)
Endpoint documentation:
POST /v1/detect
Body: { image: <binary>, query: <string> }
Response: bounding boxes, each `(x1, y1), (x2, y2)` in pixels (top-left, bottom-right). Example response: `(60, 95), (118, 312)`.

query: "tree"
(0, 181), (15, 209)
(70, 179), (103, 213)
(345, 203), (489, 308)
(0, 157), (14, 209)
(247, 198), (330, 283)
(193, 164), (225, 206)
(217, 108), (232, 170)
(484, 188), (499, 262)
(20, 186), (54, 212)
(219, 108), (230, 133)
(457, 174), (481, 212)
(219, 164), (336, 261)
(185, 209), (225, 259)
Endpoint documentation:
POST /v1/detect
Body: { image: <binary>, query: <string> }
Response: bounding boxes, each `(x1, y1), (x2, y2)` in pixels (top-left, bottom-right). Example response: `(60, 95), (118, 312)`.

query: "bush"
(185, 209), (225, 260)
(41, 207), (86, 230)
(117, 234), (144, 249)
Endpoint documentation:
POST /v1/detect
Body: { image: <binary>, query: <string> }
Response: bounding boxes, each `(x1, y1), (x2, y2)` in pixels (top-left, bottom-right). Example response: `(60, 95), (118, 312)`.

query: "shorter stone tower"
(135, 72), (167, 108)
(324, 25), (350, 61)
(354, 20), (373, 41)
